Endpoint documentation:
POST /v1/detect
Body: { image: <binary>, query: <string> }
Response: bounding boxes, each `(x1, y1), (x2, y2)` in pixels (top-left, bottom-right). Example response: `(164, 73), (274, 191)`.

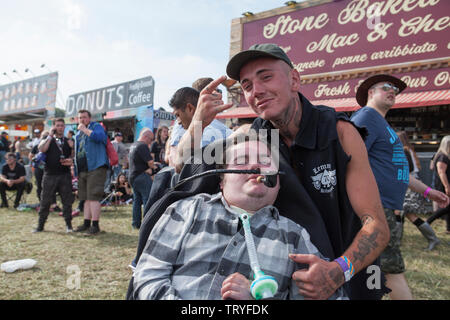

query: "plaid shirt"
(133, 192), (347, 300)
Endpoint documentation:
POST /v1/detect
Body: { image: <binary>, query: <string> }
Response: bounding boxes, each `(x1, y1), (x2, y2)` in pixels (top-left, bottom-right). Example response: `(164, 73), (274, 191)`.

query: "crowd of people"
(1, 43), (449, 300)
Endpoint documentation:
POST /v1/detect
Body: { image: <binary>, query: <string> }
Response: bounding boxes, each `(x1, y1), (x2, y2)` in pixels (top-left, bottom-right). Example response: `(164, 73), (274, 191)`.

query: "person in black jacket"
(177, 43), (391, 300)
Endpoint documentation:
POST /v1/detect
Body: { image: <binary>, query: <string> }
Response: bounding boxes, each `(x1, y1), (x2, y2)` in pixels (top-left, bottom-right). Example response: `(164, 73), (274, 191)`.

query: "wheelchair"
(125, 136), (337, 300)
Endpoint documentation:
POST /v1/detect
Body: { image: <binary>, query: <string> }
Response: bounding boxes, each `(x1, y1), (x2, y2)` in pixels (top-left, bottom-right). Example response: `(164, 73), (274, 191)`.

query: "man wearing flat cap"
(351, 74), (449, 299)
(181, 43), (390, 300)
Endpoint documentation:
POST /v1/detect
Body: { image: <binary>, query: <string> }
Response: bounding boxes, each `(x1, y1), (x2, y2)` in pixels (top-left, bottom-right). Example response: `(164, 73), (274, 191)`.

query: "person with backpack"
(73, 109), (108, 235)
(30, 131), (47, 202)
(30, 131), (62, 213)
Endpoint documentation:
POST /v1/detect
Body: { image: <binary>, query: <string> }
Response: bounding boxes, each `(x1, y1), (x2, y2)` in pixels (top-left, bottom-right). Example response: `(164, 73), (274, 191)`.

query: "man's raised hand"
(193, 75), (233, 129)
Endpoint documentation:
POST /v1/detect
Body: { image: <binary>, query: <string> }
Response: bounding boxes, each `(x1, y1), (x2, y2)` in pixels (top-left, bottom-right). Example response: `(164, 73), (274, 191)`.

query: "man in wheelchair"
(0, 152), (27, 208)
(131, 134), (347, 300)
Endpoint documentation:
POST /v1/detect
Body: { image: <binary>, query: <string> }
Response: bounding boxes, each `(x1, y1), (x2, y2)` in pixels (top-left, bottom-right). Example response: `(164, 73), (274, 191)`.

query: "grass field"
(0, 199), (449, 300)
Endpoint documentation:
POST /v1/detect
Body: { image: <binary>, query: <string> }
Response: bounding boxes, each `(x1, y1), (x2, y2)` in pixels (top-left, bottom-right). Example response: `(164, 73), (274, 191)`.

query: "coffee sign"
(66, 76), (154, 117)
(243, 0), (450, 76)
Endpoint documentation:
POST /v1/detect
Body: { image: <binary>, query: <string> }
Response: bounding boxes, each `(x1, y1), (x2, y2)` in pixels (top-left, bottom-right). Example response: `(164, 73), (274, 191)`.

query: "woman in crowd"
(114, 172), (132, 203)
(150, 126), (169, 169)
(427, 135), (450, 234)
(398, 131), (441, 250)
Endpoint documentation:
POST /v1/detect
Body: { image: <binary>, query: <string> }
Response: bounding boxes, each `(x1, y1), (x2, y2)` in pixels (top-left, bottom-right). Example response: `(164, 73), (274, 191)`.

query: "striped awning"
(311, 89), (450, 112)
(217, 89), (450, 118)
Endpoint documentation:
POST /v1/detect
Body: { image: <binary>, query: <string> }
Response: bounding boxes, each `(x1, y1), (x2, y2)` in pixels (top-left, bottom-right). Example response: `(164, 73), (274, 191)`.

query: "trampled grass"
(401, 216), (450, 300)
(0, 198), (449, 300)
(0, 201), (138, 300)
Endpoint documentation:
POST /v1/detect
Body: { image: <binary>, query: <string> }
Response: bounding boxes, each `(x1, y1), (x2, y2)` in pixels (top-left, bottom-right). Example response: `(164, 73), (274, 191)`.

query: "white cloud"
(63, 0), (85, 31)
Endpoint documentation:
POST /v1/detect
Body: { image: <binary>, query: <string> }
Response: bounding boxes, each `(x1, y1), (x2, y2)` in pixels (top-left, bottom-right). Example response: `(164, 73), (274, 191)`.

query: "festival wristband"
(423, 187), (431, 199)
(334, 256), (355, 282)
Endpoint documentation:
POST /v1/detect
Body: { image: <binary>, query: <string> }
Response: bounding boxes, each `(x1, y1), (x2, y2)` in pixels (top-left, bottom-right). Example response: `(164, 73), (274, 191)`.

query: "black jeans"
(37, 173), (74, 227)
(0, 182), (25, 207)
(34, 167), (43, 201)
(35, 167), (56, 204)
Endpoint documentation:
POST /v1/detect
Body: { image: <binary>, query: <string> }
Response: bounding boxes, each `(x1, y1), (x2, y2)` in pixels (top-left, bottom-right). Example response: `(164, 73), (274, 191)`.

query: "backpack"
(106, 137), (118, 167)
(31, 152), (46, 170)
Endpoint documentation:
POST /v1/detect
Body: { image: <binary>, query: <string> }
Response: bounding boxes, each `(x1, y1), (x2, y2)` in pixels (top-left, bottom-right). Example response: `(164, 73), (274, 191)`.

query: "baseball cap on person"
(114, 132), (123, 137)
(34, 129), (40, 133)
(226, 43), (293, 81)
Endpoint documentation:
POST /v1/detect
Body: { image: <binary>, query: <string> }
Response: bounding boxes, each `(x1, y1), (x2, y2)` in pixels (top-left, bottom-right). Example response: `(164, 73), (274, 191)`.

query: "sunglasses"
(372, 83), (400, 95)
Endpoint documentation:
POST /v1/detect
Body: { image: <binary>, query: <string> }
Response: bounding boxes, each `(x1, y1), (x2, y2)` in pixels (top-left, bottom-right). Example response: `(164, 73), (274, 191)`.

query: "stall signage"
(301, 66), (450, 100)
(154, 110), (176, 121)
(242, 0), (450, 75)
(0, 72), (58, 115)
(66, 76), (154, 117)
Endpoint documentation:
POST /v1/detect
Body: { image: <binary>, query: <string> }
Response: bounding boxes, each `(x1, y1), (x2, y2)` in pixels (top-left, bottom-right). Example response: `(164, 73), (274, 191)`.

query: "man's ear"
(290, 69), (301, 92)
(367, 88), (374, 102)
(186, 103), (196, 115)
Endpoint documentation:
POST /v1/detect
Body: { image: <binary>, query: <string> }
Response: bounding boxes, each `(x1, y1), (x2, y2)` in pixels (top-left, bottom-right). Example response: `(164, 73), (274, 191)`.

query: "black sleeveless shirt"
(251, 93), (386, 300)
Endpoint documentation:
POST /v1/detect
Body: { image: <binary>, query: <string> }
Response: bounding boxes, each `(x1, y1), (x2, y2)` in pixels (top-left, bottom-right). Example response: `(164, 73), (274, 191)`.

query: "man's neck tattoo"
(271, 96), (302, 141)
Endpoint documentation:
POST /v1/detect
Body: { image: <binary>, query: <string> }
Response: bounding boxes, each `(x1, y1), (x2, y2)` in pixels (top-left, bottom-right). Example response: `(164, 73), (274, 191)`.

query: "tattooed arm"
(290, 120), (389, 300)
(335, 120), (389, 281)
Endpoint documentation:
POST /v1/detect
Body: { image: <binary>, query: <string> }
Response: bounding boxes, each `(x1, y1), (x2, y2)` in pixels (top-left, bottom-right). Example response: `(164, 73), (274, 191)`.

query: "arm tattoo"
(361, 214), (374, 226)
(351, 230), (380, 263)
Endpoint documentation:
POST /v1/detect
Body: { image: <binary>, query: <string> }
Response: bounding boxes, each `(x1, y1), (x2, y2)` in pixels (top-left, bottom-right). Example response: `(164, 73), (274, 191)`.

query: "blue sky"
(0, 0), (295, 111)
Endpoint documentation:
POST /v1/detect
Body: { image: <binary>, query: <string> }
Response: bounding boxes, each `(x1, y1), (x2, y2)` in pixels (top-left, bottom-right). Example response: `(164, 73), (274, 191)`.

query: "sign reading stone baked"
(241, 0), (450, 97)
(66, 76), (154, 117)
(244, 0), (449, 73)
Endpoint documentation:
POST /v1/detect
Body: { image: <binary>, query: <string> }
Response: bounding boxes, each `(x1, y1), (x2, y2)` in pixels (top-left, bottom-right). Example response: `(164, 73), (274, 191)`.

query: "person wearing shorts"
(74, 109), (109, 235)
(379, 208), (405, 275)
(77, 167), (108, 201)
(351, 74), (449, 299)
